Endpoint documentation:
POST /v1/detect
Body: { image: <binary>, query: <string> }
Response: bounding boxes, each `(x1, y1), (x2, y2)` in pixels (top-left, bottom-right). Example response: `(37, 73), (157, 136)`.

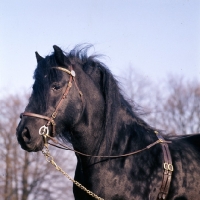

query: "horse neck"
(70, 97), (105, 156)
(108, 107), (158, 155)
(71, 104), (158, 165)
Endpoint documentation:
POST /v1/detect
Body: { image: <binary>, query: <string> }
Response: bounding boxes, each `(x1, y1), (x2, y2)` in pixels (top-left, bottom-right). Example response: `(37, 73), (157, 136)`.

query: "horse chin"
(19, 137), (44, 152)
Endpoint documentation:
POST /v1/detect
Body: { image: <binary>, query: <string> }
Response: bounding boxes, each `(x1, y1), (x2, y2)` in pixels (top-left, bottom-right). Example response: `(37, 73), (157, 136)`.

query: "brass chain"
(40, 130), (170, 200)
(42, 145), (104, 200)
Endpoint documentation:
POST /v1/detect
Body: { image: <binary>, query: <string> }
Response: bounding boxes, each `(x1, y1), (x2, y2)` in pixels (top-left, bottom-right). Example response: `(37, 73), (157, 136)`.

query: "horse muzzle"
(16, 120), (45, 152)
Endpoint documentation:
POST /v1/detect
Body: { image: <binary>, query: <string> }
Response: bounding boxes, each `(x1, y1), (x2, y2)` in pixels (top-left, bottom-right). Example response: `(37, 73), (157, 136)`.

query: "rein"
(46, 133), (171, 158)
(41, 131), (172, 200)
(20, 66), (173, 200)
(41, 143), (104, 200)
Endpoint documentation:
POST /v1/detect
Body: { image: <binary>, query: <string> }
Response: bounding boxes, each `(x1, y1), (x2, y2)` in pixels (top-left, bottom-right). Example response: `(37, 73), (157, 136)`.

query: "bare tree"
(0, 92), (76, 200)
(122, 66), (200, 135)
(151, 76), (200, 135)
(119, 65), (154, 110)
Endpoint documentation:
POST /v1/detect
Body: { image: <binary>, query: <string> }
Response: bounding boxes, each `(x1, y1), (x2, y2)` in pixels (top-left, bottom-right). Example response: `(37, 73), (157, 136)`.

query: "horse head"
(16, 45), (108, 153)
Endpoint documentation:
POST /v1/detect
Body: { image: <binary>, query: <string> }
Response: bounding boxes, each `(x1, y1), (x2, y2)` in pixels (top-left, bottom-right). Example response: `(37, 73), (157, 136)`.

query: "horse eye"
(52, 83), (61, 91)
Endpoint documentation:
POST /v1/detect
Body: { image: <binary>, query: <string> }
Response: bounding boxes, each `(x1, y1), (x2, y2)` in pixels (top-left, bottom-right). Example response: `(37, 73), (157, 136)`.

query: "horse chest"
(75, 157), (163, 200)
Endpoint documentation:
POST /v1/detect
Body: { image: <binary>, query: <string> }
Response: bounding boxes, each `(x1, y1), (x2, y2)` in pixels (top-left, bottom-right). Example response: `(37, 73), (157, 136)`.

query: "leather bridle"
(20, 66), (83, 138)
(20, 66), (173, 200)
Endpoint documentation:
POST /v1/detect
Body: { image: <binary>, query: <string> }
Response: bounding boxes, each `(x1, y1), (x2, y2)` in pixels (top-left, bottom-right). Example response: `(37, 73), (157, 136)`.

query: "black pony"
(16, 45), (200, 200)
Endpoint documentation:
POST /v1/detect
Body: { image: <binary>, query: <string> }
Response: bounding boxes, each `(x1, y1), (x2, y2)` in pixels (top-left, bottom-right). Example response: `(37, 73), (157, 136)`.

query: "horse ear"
(35, 52), (44, 63)
(53, 45), (65, 66)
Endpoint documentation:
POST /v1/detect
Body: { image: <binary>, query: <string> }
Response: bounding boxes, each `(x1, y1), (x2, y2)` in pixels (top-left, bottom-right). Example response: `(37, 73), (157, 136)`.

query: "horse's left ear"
(53, 45), (65, 66)
(35, 52), (44, 63)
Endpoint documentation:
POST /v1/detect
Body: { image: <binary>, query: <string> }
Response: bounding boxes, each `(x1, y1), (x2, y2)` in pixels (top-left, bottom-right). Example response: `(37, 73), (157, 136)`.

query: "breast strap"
(155, 131), (173, 200)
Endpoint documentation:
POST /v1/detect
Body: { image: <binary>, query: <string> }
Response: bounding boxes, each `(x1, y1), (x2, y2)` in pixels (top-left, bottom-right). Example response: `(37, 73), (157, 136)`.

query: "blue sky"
(0, 0), (200, 95)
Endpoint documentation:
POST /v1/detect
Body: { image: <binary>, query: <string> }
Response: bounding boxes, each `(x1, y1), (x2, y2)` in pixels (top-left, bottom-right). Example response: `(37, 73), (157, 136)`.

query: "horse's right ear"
(35, 52), (44, 63)
(53, 45), (65, 66)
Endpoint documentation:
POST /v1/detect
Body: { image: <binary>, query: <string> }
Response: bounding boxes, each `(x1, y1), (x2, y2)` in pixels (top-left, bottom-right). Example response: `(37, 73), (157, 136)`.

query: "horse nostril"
(22, 128), (31, 143)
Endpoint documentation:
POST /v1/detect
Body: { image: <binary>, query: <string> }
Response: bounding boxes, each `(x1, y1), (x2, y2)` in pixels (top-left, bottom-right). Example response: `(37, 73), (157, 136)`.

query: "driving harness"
(20, 66), (173, 200)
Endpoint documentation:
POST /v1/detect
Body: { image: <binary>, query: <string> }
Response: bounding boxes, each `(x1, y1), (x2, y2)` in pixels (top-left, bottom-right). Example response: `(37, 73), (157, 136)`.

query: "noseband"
(20, 66), (82, 139)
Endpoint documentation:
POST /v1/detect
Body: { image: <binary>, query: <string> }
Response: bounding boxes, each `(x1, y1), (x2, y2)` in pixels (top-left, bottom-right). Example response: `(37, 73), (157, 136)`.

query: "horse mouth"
(19, 138), (44, 152)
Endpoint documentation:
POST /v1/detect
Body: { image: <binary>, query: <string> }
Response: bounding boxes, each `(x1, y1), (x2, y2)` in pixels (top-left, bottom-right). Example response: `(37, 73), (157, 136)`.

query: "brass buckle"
(39, 125), (49, 147)
(164, 162), (174, 171)
(52, 112), (57, 119)
(39, 125), (49, 136)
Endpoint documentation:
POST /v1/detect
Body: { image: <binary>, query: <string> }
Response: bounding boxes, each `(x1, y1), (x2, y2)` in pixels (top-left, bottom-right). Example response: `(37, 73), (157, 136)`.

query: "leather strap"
(47, 130), (173, 199)
(47, 131), (173, 199)
(21, 112), (56, 135)
(20, 66), (76, 136)
(21, 112), (52, 122)
(155, 131), (173, 200)
(46, 135), (171, 158)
